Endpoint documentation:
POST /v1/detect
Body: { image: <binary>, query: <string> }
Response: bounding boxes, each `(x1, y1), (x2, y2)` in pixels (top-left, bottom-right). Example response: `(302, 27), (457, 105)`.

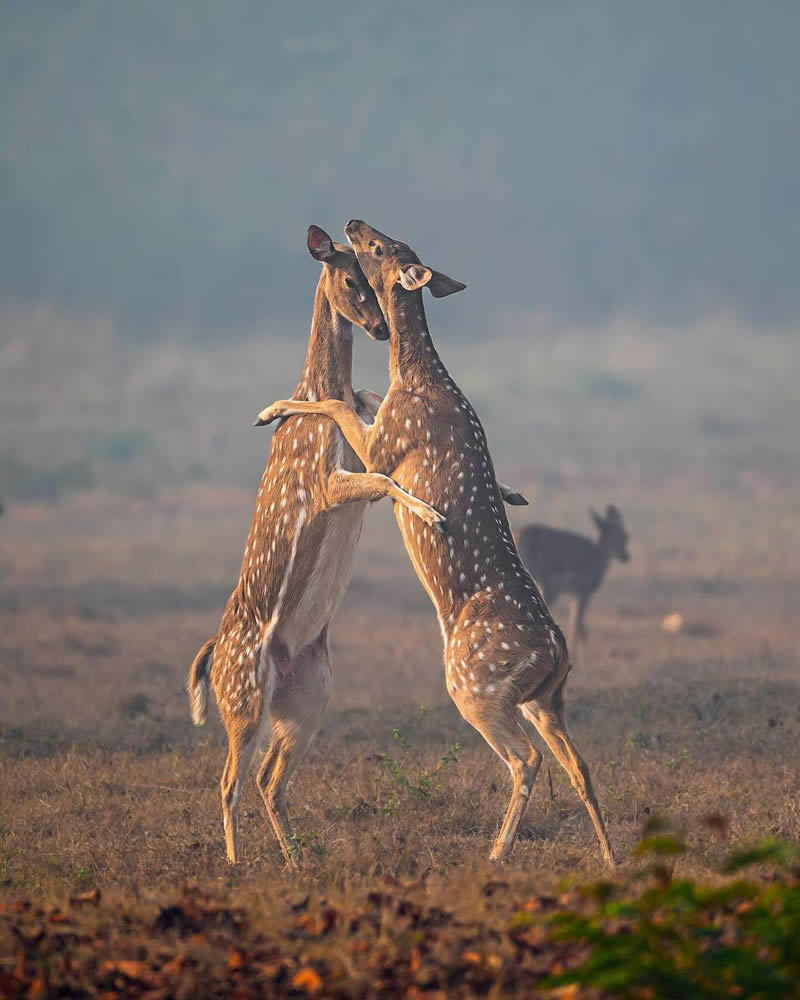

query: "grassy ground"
(1, 482), (798, 896)
(1, 309), (799, 992)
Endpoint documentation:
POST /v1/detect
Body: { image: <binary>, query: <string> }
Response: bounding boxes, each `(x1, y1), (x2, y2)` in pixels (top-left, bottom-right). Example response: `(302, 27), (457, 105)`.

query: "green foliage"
(541, 822), (800, 999)
(372, 718), (460, 818)
(626, 728), (651, 750)
(290, 830), (325, 858)
(722, 839), (800, 875)
(376, 737), (461, 817)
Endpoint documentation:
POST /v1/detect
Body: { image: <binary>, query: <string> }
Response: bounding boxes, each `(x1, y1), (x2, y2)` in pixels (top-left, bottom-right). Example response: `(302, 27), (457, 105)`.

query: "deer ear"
(307, 225), (336, 262)
(589, 507), (604, 531)
(606, 504), (620, 521)
(398, 263), (467, 296)
(399, 263), (433, 291)
(427, 270), (467, 298)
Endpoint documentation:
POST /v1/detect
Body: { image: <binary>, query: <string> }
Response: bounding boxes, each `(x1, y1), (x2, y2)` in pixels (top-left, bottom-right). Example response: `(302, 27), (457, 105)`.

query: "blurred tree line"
(1, 0), (798, 340)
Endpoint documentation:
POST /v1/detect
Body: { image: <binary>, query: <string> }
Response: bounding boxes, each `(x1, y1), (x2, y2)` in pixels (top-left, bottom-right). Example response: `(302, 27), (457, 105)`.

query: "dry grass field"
(1, 308), (798, 993)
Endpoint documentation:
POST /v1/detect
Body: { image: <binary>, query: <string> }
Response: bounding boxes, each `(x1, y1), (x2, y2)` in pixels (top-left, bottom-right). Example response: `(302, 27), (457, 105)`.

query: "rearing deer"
(187, 226), (448, 866)
(517, 505), (630, 667)
(256, 220), (615, 865)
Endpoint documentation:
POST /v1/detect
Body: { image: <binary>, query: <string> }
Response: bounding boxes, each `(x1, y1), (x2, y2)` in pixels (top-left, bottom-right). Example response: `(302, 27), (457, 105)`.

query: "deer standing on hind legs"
(256, 220), (616, 866)
(187, 226), (449, 867)
(517, 505), (630, 669)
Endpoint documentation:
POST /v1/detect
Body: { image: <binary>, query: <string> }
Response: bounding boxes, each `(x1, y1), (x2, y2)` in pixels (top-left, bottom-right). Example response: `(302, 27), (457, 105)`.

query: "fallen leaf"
(0, 972), (24, 998)
(0, 901), (30, 915)
(97, 960), (161, 991)
(69, 888), (101, 906)
(228, 947), (246, 971)
(292, 966), (323, 994)
(160, 955), (187, 975)
(27, 970), (48, 1000)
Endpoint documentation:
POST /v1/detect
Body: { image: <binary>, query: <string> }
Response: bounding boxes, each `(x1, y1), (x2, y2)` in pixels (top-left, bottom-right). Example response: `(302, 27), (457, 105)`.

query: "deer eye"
(369, 240), (383, 257)
(344, 277), (356, 289)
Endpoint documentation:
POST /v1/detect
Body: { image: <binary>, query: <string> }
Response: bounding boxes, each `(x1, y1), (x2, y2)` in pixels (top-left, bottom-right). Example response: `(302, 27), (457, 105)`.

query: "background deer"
(187, 226), (448, 866)
(256, 220), (615, 866)
(517, 505), (630, 667)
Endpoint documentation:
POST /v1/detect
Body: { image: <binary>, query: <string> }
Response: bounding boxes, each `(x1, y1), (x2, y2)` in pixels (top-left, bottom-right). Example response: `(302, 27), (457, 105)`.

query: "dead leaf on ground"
(292, 966), (323, 994)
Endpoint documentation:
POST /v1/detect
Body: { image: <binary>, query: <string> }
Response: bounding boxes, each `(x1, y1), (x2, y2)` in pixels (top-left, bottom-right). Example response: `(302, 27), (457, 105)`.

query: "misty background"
(1, 1), (798, 503)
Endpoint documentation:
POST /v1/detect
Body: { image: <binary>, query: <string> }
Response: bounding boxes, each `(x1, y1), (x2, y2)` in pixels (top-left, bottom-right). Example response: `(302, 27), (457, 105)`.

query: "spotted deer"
(517, 505), (630, 667)
(255, 220), (615, 865)
(187, 226), (450, 866)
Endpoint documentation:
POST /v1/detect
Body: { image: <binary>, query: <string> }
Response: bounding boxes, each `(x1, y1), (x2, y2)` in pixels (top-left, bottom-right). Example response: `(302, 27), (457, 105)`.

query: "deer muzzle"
(368, 318), (390, 341)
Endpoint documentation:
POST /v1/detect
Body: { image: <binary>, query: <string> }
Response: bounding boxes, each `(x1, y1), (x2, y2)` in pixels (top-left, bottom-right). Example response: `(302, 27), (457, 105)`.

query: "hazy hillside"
(2, 1), (799, 338)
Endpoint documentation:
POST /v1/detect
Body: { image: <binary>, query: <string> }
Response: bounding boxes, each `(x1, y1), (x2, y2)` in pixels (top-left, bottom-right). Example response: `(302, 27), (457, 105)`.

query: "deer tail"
(187, 636), (215, 726)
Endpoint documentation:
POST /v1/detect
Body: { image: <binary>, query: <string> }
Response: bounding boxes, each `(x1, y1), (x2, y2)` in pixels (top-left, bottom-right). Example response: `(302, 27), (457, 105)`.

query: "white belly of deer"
(394, 505), (448, 637)
(279, 500), (367, 654)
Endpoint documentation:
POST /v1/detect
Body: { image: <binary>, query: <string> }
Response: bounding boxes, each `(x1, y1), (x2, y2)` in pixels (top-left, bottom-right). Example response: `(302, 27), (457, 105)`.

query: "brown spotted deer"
(187, 226), (450, 866)
(517, 505), (630, 667)
(255, 220), (615, 865)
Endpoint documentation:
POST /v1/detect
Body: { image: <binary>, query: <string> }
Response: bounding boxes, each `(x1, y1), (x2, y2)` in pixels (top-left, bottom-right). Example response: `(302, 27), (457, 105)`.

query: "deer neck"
(385, 288), (441, 386)
(296, 281), (354, 403)
(596, 538), (613, 576)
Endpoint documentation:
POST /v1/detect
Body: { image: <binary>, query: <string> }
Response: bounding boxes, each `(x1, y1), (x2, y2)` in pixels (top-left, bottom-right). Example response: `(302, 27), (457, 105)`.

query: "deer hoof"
(506, 491), (528, 506)
(433, 518), (449, 536)
(254, 408), (278, 426)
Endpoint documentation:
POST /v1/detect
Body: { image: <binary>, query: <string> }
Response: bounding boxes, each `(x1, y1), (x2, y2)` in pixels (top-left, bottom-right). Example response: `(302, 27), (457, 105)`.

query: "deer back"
(517, 524), (609, 601)
(366, 376), (562, 664)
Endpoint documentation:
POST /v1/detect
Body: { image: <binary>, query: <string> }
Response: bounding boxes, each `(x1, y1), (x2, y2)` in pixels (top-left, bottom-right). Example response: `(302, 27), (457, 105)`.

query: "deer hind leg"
(566, 594), (579, 656)
(521, 681), (615, 866)
(221, 710), (266, 865)
(255, 631), (331, 867)
(575, 595), (590, 669)
(455, 695), (543, 861)
(565, 593), (587, 669)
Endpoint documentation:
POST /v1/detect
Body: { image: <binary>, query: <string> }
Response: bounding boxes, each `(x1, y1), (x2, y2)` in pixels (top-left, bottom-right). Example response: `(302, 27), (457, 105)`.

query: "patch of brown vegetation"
(0, 881), (566, 996)
(1, 488), (798, 900)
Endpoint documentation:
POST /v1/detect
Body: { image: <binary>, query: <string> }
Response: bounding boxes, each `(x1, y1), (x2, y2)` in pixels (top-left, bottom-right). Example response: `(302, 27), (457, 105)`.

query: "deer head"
(307, 225), (388, 340)
(343, 219), (466, 304)
(590, 504), (630, 563)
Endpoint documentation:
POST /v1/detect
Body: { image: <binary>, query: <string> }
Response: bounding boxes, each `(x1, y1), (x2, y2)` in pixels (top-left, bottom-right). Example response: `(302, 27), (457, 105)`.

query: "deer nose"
(345, 219), (363, 236)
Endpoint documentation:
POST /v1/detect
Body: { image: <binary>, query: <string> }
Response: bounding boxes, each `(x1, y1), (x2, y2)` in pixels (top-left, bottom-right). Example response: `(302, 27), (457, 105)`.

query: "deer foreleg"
(325, 468), (447, 533)
(255, 398), (373, 466)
